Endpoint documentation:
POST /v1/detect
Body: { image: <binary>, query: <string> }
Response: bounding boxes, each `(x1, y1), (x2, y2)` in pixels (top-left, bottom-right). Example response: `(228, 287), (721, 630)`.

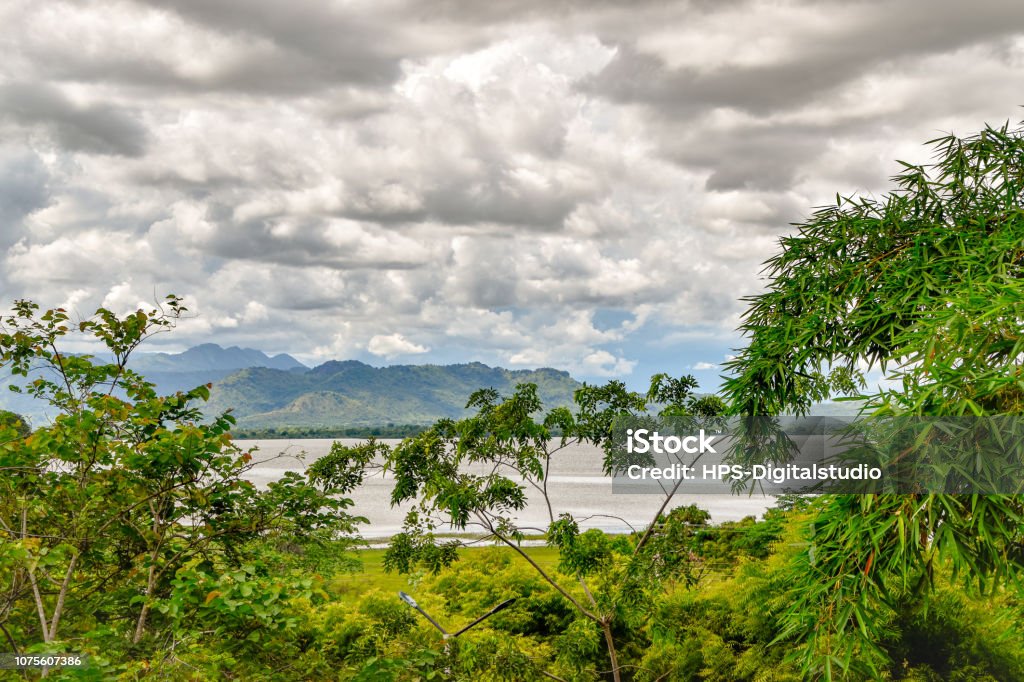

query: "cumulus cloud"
(367, 333), (429, 358)
(580, 350), (637, 377)
(1, 0), (1023, 385)
(0, 144), (51, 253)
(0, 82), (147, 156)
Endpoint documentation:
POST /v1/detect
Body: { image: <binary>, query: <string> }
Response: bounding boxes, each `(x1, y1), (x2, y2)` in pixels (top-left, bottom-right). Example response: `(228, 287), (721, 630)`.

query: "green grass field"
(332, 544), (563, 595)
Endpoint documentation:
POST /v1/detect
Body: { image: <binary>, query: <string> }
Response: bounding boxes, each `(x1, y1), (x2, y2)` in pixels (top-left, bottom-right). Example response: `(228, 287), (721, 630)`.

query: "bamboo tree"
(722, 120), (1024, 678)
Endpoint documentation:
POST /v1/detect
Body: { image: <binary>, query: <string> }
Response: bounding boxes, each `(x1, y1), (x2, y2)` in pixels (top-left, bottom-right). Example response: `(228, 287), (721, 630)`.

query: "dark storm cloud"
(0, 83), (148, 156)
(188, 206), (439, 271)
(35, 53), (391, 98)
(0, 146), (50, 284)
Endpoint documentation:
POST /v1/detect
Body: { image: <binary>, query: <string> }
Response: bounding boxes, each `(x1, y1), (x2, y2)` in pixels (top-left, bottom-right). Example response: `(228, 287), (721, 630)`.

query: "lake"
(239, 439), (775, 539)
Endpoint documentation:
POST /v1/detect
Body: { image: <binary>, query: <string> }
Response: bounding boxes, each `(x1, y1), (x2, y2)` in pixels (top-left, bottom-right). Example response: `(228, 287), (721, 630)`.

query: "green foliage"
(724, 121), (1024, 417)
(647, 374), (727, 420)
(197, 511), (1021, 682)
(350, 649), (444, 682)
(0, 409), (30, 438)
(3, 497), (1007, 680)
(632, 507), (1024, 682)
(635, 505), (712, 587)
(722, 120), (1024, 678)
(381, 373), (729, 682)
(160, 563), (313, 643)
(0, 297), (366, 675)
(696, 510), (786, 563)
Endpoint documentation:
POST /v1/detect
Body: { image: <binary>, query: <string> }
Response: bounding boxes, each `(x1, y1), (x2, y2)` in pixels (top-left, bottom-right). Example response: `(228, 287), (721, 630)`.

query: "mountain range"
(203, 360), (580, 428)
(128, 343), (306, 373)
(0, 344), (581, 430)
(124, 344), (309, 398)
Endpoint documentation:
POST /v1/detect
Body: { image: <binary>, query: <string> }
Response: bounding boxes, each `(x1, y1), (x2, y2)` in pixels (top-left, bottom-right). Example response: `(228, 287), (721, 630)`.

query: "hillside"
(0, 345), (581, 429)
(0, 344), (307, 424)
(205, 360), (582, 428)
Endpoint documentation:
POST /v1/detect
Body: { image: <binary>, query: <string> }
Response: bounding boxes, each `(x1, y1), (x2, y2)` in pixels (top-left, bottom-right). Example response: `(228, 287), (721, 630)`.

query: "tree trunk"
(132, 560), (158, 644)
(134, 512), (164, 644)
(601, 618), (621, 682)
(47, 553), (78, 642)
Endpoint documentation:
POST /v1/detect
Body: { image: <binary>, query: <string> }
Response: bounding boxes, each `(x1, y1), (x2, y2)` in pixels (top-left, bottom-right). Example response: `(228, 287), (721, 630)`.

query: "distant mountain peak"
(309, 359), (371, 375)
(130, 343), (306, 373)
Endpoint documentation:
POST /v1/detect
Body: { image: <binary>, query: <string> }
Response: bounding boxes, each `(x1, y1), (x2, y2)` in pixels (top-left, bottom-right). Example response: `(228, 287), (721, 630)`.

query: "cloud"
(6, 230), (157, 289)
(100, 281), (153, 316)
(0, 83), (147, 156)
(4, 0), (438, 97)
(581, 350), (637, 377)
(586, 0), (1024, 116)
(0, 144), (51, 252)
(2, 0), (1023, 386)
(367, 333), (429, 358)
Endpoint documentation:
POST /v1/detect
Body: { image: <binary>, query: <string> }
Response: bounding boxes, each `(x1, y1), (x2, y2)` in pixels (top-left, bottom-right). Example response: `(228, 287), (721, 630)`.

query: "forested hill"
(0, 344), (581, 429)
(204, 360), (582, 428)
(0, 343), (301, 422)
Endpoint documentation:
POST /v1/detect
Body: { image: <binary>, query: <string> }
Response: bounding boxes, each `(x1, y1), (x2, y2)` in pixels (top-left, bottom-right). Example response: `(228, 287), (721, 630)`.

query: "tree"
(383, 375), (725, 681)
(0, 410), (30, 438)
(722, 121), (1024, 678)
(0, 298), (371, 672)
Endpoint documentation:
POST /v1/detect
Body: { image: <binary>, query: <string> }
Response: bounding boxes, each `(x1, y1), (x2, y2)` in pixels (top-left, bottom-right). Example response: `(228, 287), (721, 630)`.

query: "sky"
(2, 0), (1024, 390)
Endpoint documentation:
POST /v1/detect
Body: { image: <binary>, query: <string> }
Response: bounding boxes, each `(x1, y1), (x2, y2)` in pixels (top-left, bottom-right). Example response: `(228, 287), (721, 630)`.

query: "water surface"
(239, 439), (774, 538)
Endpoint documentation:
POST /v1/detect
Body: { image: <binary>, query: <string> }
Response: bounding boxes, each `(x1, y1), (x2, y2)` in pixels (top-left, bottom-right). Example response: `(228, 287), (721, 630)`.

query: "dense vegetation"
(0, 410), (30, 438)
(0, 299), (374, 679)
(1, 301), (1019, 680)
(724, 121), (1024, 678)
(1, 120), (1022, 680)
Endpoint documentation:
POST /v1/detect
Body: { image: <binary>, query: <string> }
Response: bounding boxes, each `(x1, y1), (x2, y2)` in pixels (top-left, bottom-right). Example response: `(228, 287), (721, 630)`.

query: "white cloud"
(2, 0), (1023, 385)
(99, 281), (165, 317)
(580, 350), (637, 377)
(367, 333), (429, 358)
(241, 300), (269, 323)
